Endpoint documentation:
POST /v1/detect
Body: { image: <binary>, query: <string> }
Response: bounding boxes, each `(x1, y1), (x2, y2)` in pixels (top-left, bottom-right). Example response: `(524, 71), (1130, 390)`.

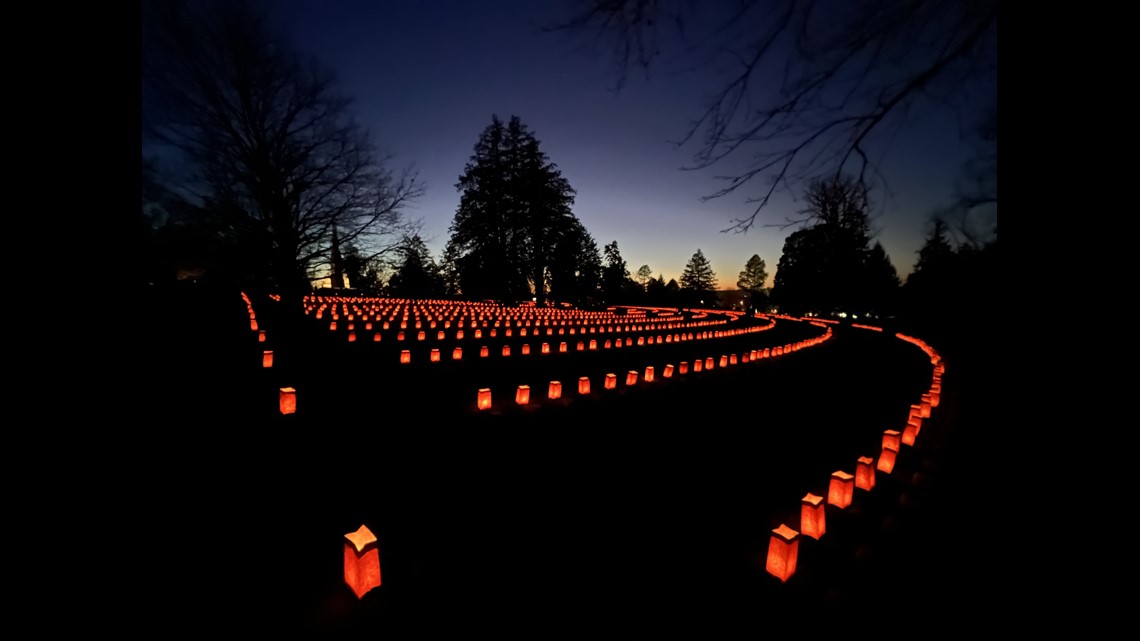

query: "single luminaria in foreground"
(877, 447), (897, 474)
(279, 387), (296, 415)
(344, 524), (381, 599)
(882, 430), (902, 452)
(855, 456), (876, 491)
(828, 471), (854, 509)
(765, 524), (799, 582)
(801, 493), (826, 540)
(902, 419), (919, 445)
(477, 388), (491, 410)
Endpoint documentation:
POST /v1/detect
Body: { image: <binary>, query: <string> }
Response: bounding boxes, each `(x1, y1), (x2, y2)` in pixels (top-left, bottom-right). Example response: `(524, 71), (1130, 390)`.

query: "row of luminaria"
(765, 330), (944, 582)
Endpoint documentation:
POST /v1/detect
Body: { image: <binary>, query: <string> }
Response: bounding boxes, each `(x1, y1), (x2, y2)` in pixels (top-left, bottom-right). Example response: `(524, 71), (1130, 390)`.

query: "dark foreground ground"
(131, 285), (1001, 633)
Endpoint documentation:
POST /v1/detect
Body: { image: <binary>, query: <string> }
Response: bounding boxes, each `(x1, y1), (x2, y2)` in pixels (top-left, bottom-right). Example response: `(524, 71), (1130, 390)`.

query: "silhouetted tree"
(864, 241), (901, 317)
(448, 115), (579, 303)
(737, 253), (769, 311)
(439, 241), (463, 297)
(601, 240), (638, 303)
(341, 243), (384, 295)
(636, 264), (654, 291)
(549, 219), (603, 306)
(142, 0), (423, 305)
(664, 278), (682, 308)
(551, 0), (997, 233)
(772, 176), (897, 316)
(387, 234), (444, 298)
(645, 273), (666, 304)
(902, 217), (958, 322)
(680, 248), (718, 306)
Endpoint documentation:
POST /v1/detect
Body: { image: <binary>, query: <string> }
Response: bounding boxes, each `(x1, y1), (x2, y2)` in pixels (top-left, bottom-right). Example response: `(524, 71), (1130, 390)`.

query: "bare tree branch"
(550, 0), (997, 234)
(142, 0), (421, 296)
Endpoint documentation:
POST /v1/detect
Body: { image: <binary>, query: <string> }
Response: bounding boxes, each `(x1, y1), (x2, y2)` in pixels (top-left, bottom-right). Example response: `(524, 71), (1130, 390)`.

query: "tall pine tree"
(680, 248), (718, 306)
(448, 115), (580, 304)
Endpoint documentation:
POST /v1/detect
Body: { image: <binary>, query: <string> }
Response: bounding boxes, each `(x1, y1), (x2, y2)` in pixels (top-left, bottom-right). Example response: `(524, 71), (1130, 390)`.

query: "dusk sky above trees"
(213, 0), (994, 290)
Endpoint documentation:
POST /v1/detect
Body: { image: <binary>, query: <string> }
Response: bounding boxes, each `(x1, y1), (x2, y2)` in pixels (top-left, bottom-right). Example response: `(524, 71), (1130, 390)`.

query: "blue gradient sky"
(273, 0), (981, 290)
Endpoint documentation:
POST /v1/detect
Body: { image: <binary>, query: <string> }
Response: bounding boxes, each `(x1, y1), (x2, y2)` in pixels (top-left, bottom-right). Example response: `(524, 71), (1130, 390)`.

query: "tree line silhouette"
(140, 0), (997, 346)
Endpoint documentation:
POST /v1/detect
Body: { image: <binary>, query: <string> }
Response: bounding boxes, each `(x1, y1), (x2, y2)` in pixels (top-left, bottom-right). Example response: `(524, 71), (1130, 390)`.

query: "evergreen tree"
(863, 241), (900, 317)
(771, 176), (898, 316)
(448, 115), (579, 304)
(601, 240), (636, 303)
(387, 234), (443, 298)
(636, 265), (653, 290)
(680, 248), (717, 306)
(549, 219), (602, 306)
(737, 254), (769, 311)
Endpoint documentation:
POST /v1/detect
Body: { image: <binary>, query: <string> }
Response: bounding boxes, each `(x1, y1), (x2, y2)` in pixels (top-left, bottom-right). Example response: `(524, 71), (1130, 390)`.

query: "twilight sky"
(272, 0), (985, 290)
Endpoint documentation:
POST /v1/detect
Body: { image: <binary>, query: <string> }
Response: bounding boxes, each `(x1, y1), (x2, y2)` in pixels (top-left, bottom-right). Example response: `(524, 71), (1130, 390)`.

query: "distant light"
(837, 312), (848, 318)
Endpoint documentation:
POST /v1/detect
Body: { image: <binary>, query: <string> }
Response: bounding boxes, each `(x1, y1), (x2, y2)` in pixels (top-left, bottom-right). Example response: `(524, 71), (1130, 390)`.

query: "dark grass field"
(135, 285), (999, 633)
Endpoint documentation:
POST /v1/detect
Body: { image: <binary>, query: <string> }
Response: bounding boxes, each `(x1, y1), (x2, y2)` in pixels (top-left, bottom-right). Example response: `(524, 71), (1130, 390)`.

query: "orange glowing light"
(279, 387), (296, 415)
(827, 471), (855, 509)
(477, 388), (492, 410)
(262, 350), (273, 368)
(400, 350), (411, 364)
(480, 346), (489, 357)
(430, 349), (441, 362)
(626, 370), (638, 386)
(548, 381), (562, 399)
(542, 343), (550, 354)
(502, 345), (511, 357)
(693, 360), (703, 372)
(605, 373), (617, 389)
(344, 524), (381, 599)
(765, 524), (799, 582)
(855, 456), (876, 491)
(877, 448), (897, 474)
(705, 357), (714, 370)
(882, 430), (902, 452)
(644, 366), (654, 382)
(578, 377), (590, 394)
(902, 420), (918, 445)
(679, 362), (689, 374)
(516, 385), (530, 405)
(800, 493), (826, 540)
(258, 330), (266, 343)
(663, 364), (674, 378)
(719, 355), (728, 367)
